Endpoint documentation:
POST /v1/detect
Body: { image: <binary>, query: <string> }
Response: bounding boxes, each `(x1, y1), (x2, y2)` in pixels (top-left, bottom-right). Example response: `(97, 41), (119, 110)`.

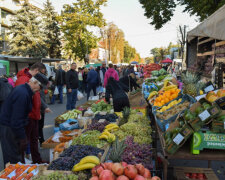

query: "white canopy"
(187, 4), (225, 42)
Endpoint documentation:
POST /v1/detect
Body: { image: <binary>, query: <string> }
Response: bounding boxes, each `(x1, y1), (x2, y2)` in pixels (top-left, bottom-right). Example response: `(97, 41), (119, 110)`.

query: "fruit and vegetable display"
(84, 120), (110, 133)
(57, 109), (82, 120)
(90, 161), (160, 180)
(156, 98), (182, 113)
(156, 101), (190, 120)
(34, 171), (79, 180)
(0, 164), (38, 180)
(99, 124), (119, 143)
(143, 63), (161, 78)
(92, 113), (118, 122)
(72, 156), (100, 172)
(115, 111), (152, 144)
(91, 100), (113, 113)
(205, 89), (225, 102)
(71, 130), (107, 148)
(48, 145), (104, 171)
(153, 87), (181, 107)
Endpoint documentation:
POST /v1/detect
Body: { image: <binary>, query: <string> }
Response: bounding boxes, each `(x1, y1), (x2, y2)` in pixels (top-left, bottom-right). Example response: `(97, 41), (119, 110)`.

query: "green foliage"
(59, 0), (107, 64)
(123, 41), (136, 63)
(139, 0), (225, 29)
(8, 0), (47, 58)
(42, 0), (61, 58)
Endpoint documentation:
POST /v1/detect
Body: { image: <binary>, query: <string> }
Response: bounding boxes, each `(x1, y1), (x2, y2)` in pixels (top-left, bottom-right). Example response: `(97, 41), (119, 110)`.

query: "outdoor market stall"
(187, 4), (225, 88)
(142, 65), (225, 180)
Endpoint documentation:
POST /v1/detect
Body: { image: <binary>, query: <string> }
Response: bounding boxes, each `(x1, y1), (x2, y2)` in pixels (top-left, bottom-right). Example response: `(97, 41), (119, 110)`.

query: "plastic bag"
(54, 87), (59, 95)
(63, 87), (67, 94)
(52, 131), (63, 142)
(77, 117), (91, 128)
(77, 90), (84, 100)
(59, 119), (79, 131)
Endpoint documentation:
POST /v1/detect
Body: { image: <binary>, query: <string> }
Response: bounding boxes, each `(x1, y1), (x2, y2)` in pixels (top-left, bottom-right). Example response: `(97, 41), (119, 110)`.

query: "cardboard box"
(174, 167), (219, 180)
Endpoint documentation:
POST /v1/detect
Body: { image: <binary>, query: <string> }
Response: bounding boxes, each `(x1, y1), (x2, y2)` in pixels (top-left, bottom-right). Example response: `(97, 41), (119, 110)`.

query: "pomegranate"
(116, 175), (129, 180)
(91, 166), (98, 176)
(112, 163), (124, 176)
(96, 165), (104, 176)
(99, 170), (115, 180)
(143, 168), (151, 178)
(104, 162), (113, 170)
(134, 175), (145, 180)
(100, 163), (107, 170)
(121, 162), (128, 168)
(124, 165), (138, 179)
(151, 176), (161, 180)
(135, 164), (145, 176)
(90, 177), (99, 180)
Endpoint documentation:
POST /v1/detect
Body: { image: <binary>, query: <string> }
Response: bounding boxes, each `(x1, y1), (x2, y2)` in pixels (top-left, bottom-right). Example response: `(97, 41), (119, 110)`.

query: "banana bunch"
(164, 84), (177, 91)
(105, 124), (119, 132)
(72, 156), (100, 172)
(147, 91), (158, 100)
(99, 130), (116, 143)
(164, 79), (169, 88)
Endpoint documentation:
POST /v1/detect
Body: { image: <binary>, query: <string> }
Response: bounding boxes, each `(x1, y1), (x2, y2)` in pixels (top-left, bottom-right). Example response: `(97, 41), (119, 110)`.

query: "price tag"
(173, 133), (184, 145)
(195, 95), (206, 101)
(204, 85), (214, 93)
(198, 110), (211, 121)
(224, 122), (225, 129)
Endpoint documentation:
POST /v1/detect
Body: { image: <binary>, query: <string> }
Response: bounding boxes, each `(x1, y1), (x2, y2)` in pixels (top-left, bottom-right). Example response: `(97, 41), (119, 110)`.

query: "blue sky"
(36, 0), (199, 58)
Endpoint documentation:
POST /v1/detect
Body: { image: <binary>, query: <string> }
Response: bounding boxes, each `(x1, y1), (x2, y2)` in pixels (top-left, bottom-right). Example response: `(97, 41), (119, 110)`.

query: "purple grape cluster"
(83, 120), (110, 133)
(47, 157), (76, 171)
(122, 136), (153, 170)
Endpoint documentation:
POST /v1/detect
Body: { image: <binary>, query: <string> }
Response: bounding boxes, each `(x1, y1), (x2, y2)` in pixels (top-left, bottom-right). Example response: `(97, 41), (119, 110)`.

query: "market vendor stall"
(143, 65), (224, 180)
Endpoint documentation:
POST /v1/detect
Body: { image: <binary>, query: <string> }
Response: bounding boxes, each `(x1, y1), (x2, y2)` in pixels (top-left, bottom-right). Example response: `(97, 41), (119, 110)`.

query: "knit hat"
(34, 73), (48, 88)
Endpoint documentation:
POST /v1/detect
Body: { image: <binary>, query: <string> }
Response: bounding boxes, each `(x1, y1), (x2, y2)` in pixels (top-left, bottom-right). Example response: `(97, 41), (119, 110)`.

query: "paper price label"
(199, 110), (211, 121)
(173, 133), (184, 145)
(204, 85), (214, 93)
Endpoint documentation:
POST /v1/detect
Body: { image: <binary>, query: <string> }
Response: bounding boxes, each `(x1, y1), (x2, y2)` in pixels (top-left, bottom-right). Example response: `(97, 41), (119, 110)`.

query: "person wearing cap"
(15, 62), (49, 164)
(0, 76), (44, 165)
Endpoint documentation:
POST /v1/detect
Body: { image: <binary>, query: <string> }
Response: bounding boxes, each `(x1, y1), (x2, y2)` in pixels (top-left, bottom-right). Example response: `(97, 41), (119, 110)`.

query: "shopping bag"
(97, 86), (104, 93)
(77, 90), (84, 100)
(54, 87), (59, 95)
(59, 119), (79, 131)
(63, 87), (67, 94)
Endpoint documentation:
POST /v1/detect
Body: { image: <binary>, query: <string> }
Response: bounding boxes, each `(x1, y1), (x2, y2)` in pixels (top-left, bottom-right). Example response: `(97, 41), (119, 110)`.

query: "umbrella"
(131, 61), (139, 64)
(161, 58), (173, 63)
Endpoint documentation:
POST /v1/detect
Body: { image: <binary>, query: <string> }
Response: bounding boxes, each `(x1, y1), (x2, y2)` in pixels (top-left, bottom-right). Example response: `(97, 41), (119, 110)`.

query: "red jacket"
(15, 68), (41, 120)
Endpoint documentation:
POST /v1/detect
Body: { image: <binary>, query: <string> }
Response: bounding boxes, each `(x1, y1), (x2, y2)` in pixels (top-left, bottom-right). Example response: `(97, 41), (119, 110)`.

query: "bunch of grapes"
(34, 171), (78, 180)
(122, 136), (153, 170)
(83, 120), (110, 132)
(47, 157), (76, 171)
(93, 113), (118, 122)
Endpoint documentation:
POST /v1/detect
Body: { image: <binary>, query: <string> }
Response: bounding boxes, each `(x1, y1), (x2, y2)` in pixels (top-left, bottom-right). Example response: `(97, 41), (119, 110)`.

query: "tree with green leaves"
(139, 0), (225, 29)
(59, 0), (107, 64)
(8, 0), (47, 58)
(42, 0), (61, 58)
(123, 41), (136, 63)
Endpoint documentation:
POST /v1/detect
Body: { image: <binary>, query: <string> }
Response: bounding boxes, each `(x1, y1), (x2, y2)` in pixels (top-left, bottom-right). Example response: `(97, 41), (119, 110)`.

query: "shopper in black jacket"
(119, 75), (140, 91)
(105, 77), (130, 112)
(55, 65), (66, 104)
(66, 63), (79, 110)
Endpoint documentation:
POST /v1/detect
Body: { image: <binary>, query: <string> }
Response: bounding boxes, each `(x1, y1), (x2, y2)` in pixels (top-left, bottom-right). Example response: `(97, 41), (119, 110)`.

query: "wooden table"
(154, 115), (225, 180)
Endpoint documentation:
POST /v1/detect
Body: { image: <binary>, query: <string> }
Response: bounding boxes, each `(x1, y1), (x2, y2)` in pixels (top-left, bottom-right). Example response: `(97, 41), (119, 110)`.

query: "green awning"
(85, 63), (102, 68)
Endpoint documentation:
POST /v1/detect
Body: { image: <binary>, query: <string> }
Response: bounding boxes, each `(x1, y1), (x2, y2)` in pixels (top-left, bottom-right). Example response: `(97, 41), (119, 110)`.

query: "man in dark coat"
(66, 63), (79, 110)
(86, 66), (99, 100)
(55, 64), (66, 104)
(0, 75), (46, 166)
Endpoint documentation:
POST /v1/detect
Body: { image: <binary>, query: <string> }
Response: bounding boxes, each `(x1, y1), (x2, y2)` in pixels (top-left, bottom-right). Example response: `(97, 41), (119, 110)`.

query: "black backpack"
(0, 78), (13, 109)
